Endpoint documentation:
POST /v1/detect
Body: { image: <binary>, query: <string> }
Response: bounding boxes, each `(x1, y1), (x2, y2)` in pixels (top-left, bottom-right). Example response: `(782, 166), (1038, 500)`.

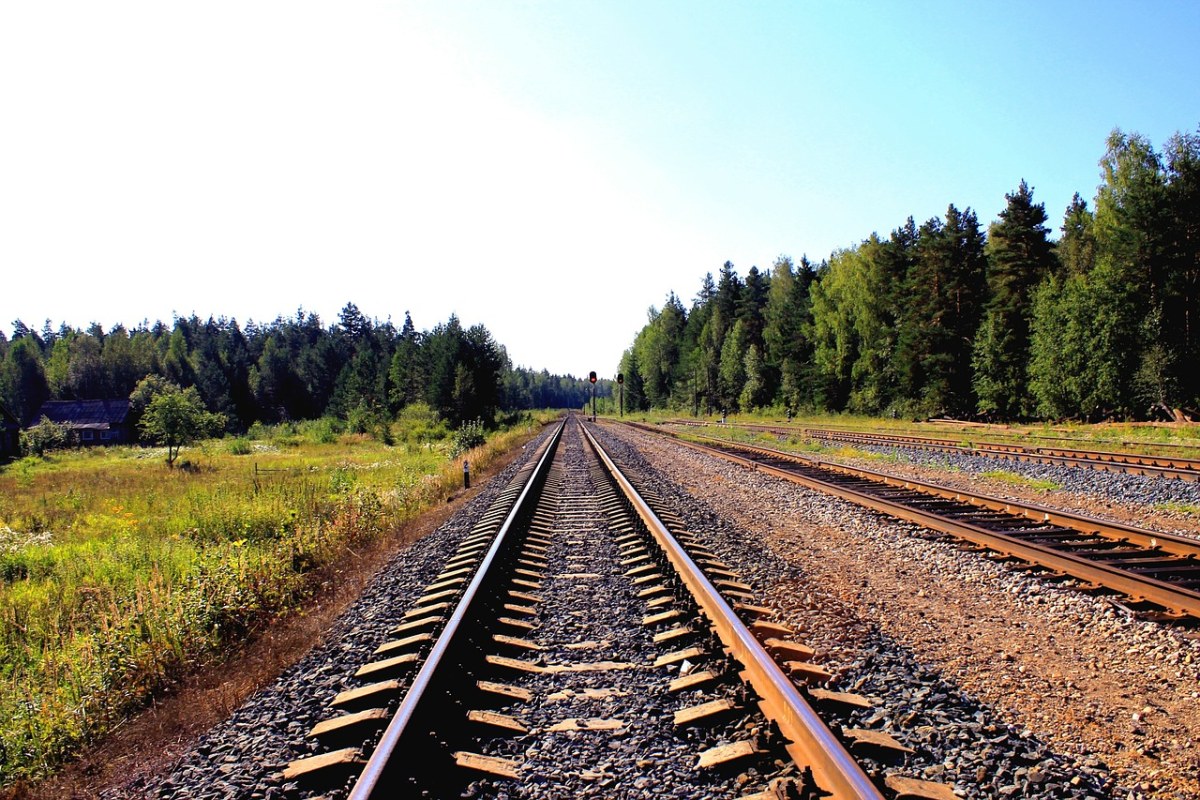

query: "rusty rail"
(632, 422), (1200, 621)
(802, 426), (1200, 480)
(347, 418), (566, 800)
(580, 422), (885, 799)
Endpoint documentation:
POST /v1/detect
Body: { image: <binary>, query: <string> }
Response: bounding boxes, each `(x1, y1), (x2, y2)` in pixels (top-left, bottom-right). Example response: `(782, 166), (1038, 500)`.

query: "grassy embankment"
(0, 406), (556, 783)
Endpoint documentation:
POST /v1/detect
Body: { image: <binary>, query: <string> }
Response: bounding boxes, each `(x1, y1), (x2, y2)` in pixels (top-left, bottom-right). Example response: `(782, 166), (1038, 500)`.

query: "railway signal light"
(588, 371), (597, 421)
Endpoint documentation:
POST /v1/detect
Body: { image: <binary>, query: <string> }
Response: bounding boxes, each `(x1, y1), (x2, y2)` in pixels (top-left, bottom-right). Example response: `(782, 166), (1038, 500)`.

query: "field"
(0, 407), (552, 783)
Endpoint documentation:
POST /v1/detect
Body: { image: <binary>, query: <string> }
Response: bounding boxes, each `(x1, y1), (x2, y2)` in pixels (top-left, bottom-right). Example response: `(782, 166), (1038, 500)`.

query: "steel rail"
(580, 422), (886, 800)
(630, 423), (1200, 620)
(668, 420), (1200, 478)
(347, 418), (567, 800)
(800, 427), (1200, 480)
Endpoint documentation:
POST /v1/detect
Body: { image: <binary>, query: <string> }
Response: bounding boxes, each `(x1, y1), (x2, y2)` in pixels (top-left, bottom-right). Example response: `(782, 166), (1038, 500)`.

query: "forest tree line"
(0, 304), (595, 434)
(620, 127), (1200, 422)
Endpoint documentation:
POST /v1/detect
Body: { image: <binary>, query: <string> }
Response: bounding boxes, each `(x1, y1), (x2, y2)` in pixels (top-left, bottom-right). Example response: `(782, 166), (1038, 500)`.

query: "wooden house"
(34, 399), (134, 446)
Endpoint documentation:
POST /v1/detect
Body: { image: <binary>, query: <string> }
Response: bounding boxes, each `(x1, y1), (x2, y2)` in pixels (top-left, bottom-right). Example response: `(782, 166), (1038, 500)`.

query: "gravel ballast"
(459, 421), (797, 799)
(598, 423), (1200, 799)
(100, 429), (558, 800)
(805, 437), (1200, 539)
(98, 420), (1200, 798)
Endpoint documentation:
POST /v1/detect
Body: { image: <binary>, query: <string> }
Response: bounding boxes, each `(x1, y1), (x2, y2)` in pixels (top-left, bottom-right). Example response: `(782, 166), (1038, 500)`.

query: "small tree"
(139, 385), (225, 467)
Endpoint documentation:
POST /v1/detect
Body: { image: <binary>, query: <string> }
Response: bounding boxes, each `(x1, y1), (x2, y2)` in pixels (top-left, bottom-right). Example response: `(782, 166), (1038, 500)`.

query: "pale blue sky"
(2, 1), (1198, 377)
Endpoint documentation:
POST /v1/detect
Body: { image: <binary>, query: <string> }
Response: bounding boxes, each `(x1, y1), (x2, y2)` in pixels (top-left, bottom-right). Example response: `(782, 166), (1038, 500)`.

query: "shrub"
(450, 419), (486, 457)
(395, 403), (450, 449)
(20, 417), (71, 457)
(295, 418), (340, 445)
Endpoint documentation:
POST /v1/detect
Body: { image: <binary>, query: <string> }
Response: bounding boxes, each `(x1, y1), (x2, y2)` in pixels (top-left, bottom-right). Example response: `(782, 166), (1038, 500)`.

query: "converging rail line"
(635, 422), (1200, 623)
(277, 415), (955, 799)
(803, 427), (1200, 481)
(670, 419), (1200, 481)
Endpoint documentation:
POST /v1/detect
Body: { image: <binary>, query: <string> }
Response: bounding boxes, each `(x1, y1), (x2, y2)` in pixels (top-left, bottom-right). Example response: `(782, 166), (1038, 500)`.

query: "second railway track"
(636, 422), (1200, 623)
(677, 420), (1200, 482)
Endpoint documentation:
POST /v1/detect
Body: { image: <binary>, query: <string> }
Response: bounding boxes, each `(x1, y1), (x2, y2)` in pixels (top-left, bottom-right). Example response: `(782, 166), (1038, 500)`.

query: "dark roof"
(36, 399), (131, 428)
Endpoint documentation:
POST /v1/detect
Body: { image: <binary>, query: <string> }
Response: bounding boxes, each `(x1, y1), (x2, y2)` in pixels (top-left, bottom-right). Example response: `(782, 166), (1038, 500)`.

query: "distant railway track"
(668, 419), (1200, 482)
(635, 422), (1200, 623)
(280, 416), (953, 799)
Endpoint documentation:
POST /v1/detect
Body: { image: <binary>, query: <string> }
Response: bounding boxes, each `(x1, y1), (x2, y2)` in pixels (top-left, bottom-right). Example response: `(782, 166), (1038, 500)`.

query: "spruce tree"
(973, 180), (1055, 418)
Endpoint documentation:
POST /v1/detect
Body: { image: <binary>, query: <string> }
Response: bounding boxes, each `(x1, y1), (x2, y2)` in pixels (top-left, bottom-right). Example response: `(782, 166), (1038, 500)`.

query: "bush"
(450, 419), (486, 458)
(20, 417), (71, 457)
(395, 403), (450, 449)
(295, 418), (340, 445)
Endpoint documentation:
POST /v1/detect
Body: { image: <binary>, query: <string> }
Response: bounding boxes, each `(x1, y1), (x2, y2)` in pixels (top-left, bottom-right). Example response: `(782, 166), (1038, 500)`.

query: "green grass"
(0, 407), (554, 782)
(980, 469), (1060, 491)
(1152, 501), (1200, 515)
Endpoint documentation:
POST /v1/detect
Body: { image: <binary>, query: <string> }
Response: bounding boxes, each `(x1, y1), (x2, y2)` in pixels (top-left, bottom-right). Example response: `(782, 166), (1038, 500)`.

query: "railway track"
(669, 419), (1200, 481)
(277, 416), (954, 799)
(635, 422), (1200, 623)
(803, 427), (1200, 481)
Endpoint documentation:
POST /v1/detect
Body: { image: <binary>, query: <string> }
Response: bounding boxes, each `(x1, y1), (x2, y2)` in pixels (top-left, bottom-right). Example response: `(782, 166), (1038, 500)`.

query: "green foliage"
(226, 437), (252, 455)
(0, 336), (49, 426)
(450, 419), (487, 457)
(973, 180), (1056, 418)
(138, 384), (226, 467)
(20, 417), (71, 457)
(5, 306), (575, 444)
(0, 411), (540, 781)
(631, 294), (686, 408)
(618, 123), (1200, 424)
(739, 344), (767, 411)
(718, 319), (748, 411)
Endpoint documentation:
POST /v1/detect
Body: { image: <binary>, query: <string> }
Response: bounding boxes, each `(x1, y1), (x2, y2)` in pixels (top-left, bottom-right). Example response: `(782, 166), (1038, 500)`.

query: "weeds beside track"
(0, 410), (552, 784)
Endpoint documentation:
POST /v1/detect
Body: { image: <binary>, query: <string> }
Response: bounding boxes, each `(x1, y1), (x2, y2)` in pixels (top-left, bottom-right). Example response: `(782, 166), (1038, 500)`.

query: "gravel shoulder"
(813, 443), (1200, 539)
(609, 424), (1200, 799)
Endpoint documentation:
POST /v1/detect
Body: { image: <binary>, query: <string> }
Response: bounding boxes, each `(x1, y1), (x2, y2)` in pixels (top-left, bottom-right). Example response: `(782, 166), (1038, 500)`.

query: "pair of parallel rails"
(674, 419), (1200, 482)
(282, 416), (952, 799)
(645, 422), (1200, 623)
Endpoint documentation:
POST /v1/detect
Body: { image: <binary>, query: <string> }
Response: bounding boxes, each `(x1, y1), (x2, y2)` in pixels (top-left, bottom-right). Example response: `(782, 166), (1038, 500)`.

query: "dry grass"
(0, 409), (553, 786)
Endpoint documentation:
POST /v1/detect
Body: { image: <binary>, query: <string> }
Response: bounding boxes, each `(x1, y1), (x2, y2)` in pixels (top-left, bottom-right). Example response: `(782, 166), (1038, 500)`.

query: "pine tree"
(1091, 129), (1167, 417)
(1057, 194), (1095, 277)
(973, 180), (1056, 418)
(163, 327), (196, 388)
(250, 335), (292, 421)
(1161, 129), (1200, 416)
(718, 319), (748, 411)
(895, 206), (986, 416)
(388, 312), (425, 413)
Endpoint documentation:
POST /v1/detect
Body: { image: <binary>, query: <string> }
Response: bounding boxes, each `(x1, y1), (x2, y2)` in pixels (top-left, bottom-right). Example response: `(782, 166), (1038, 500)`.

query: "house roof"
(36, 399), (131, 428)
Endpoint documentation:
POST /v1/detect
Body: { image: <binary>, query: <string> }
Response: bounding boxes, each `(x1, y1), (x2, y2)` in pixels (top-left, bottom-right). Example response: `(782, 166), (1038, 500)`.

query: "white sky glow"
(3, 2), (1199, 377)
